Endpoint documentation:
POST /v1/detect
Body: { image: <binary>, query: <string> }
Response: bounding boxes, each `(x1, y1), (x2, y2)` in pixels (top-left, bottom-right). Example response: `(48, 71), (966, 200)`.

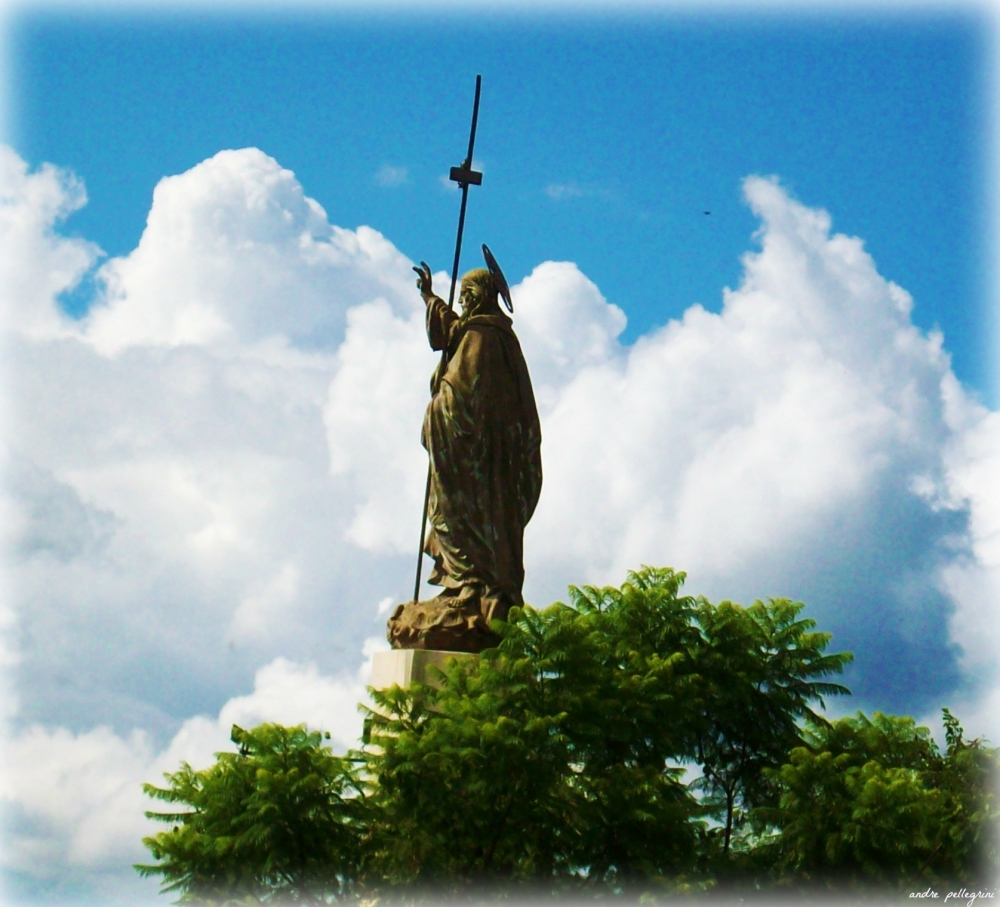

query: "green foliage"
(934, 708), (1000, 880)
(360, 567), (853, 896)
(752, 711), (1000, 891)
(136, 567), (995, 903)
(690, 597), (852, 859)
(362, 567), (704, 896)
(361, 647), (580, 891)
(136, 723), (363, 904)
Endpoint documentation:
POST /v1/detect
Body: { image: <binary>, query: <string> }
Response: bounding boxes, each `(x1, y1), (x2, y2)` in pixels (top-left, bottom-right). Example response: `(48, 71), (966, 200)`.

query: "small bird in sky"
(703, 210), (711, 215)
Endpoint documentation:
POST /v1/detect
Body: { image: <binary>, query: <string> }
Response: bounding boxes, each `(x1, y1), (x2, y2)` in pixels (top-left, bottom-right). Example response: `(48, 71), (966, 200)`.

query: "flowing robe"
(421, 294), (542, 625)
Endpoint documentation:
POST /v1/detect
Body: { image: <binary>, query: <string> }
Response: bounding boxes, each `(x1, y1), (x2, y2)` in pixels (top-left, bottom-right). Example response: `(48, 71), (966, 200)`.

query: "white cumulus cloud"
(2, 146), (998, 903)
(0, 146), (101, 342)
(82, 148), (416, 355)
(1, 649), (379, 883)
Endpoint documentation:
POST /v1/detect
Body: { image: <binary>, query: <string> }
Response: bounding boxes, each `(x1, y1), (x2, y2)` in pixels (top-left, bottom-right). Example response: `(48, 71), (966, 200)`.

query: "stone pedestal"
(370, 648), (476, 691)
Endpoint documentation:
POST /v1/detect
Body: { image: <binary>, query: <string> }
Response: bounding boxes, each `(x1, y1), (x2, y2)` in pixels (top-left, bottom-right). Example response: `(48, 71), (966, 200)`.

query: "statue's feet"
(386, 588), (498, 653)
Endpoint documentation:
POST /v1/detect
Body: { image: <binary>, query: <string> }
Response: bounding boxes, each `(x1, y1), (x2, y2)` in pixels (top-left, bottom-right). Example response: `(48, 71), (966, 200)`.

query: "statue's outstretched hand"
(413, 261), (434, 300)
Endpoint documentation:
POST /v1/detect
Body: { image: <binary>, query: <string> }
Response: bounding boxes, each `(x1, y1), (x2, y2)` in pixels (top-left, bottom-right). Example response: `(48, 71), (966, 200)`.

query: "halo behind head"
(482, 244), (512, 313)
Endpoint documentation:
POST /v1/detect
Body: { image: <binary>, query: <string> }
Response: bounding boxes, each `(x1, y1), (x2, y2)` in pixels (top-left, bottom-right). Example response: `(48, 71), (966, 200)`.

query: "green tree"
(361, 567), (852, 896)
(690, 598), (852, 860)
(753, 710), (999, 891)
(927, 709), (999, 882)
(543, 567), (709, 891)
(362, 568), (709, 896)
(136, 723), (363, 904)
(361, 645), (580, 893)
(142, 567), (996, 903)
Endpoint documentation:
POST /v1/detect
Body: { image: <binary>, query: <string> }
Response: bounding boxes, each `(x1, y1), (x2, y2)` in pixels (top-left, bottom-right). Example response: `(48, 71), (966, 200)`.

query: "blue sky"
(9, 7), (993, 399)
(2, 6), (999, 905)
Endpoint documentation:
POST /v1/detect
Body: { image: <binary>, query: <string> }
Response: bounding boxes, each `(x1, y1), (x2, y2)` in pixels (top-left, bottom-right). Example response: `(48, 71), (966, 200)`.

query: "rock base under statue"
(386, 595), (501, 653)
(370, 648), (476, 691)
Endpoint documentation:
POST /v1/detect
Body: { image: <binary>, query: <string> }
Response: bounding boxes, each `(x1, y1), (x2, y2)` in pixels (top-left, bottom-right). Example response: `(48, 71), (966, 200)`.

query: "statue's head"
(458, 268), (499, 317)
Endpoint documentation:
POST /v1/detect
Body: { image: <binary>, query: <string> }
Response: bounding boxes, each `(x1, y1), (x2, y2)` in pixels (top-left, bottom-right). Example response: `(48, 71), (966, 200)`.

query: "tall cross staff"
(412, 74), (484, 603)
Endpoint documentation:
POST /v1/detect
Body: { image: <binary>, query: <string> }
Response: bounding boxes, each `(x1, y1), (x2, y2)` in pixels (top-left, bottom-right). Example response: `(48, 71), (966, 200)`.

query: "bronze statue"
(387, 254), (542, 652)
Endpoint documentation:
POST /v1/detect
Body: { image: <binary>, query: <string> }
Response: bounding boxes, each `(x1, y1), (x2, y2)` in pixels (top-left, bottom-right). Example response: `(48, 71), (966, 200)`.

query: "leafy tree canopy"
(137, 723), (363, 904)
(752, 710), (999, 892)
(138, 567), (997, 903)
